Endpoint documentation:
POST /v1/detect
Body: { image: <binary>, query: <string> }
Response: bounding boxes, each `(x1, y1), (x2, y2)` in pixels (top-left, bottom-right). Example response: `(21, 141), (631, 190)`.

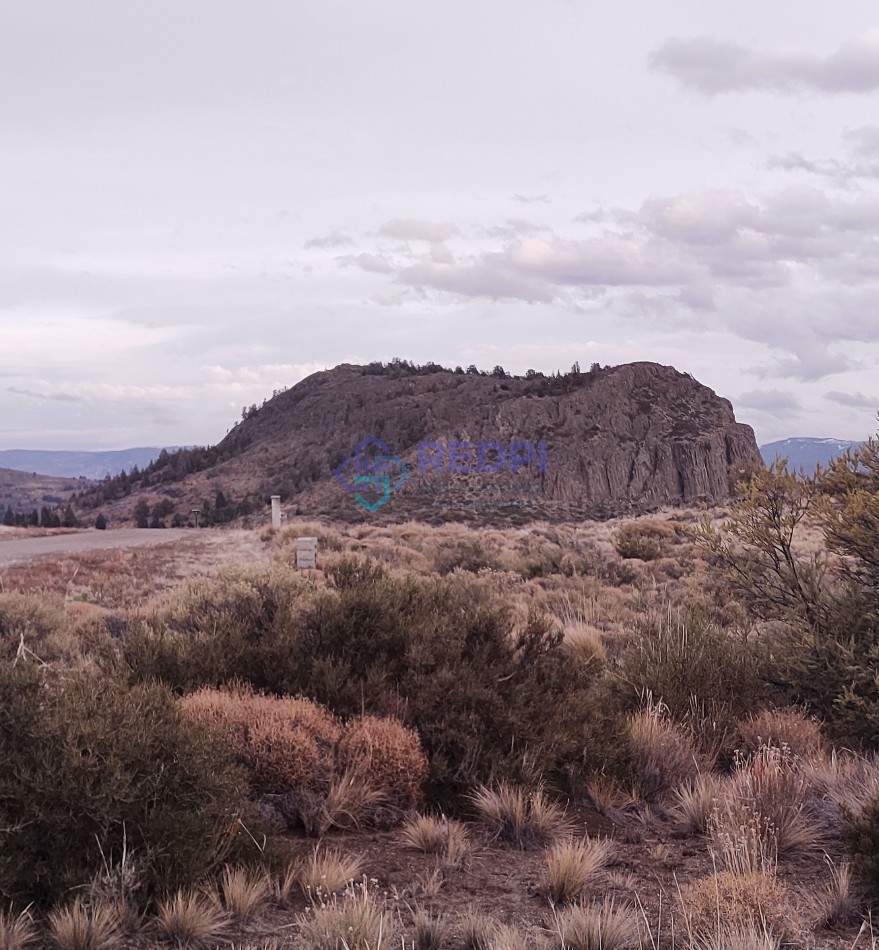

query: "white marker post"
(270, 495), (282, 530)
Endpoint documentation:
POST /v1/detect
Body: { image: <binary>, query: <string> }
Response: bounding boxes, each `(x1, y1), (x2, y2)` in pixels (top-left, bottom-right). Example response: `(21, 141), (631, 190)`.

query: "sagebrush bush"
(0, 592), (78, 665)
(130, 560), (612, 798)
(121, 565), (305, 692)
(613, 520), (676, 561)
(0, 663), (248, 907)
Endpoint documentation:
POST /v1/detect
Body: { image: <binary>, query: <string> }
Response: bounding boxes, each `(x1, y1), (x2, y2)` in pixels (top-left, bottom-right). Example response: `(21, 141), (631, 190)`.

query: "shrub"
(845, 793), (879, 895)
(613, 520), (676, 561)
(0, 593), (72, 664)
(628, 703), (704, 800)
(121, 565), (306, 692)
(215, 865), (271, 920)
(622, 609), (766, 755)
(179, 684), (340, 794)
(181, 687), (425, 832)
(734, 708), (823, 760)
(0, 664), (248, 907)
(470, 782), (571, 849)
(94, 513), (107, 530)
(537, 837), (611, 904)
(337, 714), (428, 810)
(128, 562), (612, 799)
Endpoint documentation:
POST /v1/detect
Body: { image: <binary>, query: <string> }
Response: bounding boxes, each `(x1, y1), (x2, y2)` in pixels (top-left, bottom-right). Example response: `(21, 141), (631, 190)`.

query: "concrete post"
(270, 495), (281, 529)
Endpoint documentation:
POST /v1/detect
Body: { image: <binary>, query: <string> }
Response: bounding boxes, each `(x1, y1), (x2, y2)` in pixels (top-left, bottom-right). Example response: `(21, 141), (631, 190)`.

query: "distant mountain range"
(0, 448), (169, 480)
(759, 437), (862, 472)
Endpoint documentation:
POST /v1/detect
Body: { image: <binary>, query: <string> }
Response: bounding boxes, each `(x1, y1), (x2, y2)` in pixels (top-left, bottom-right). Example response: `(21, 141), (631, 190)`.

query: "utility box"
(295, 536), (318, 569)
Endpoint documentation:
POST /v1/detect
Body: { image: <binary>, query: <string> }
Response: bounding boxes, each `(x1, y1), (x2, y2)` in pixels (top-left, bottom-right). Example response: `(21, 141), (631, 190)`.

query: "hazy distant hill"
(0, 467), (82, 514)
(0, 448), (168, 480)
(759, 437), (861, 472)
(75, 361), (762, 525)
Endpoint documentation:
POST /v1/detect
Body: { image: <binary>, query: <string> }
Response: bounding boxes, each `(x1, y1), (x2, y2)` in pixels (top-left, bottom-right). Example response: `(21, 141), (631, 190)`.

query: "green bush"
(621, 609), (766, 754)
(846, 796), (879, 895)
(121, 565), (306, 692)
(0, 663), (249, 907)
(124, 557), (618, 799)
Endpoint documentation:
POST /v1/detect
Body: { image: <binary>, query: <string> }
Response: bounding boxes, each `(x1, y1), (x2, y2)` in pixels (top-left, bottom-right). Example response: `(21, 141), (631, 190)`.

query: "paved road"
(0, 528), (194, 566)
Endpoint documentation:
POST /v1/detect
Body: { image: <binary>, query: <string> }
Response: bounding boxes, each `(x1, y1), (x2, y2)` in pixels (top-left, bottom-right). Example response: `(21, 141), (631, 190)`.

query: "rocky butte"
(78, 361), (763, 525)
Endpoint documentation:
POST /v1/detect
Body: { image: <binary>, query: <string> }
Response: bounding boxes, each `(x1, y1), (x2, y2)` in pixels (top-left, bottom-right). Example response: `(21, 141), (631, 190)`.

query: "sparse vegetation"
(2, 473), (878, 947)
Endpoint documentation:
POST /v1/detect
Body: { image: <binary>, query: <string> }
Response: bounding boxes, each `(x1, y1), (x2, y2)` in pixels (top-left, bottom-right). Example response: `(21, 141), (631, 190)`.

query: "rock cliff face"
(89, 361), (763, 524)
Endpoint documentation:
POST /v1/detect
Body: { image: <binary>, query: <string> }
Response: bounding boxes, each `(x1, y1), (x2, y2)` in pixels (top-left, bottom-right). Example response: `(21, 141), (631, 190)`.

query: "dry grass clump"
(561, 622), (606, 667)
(734, 708), (823, 760)
(628, 703), (704, 800)
(0, 591), (74, 664)
(549, 899), (641, 949)
(180, 683), (341, 794)
(46, 900), (122, 950)
(410, 905), (452, 950)
(215, 864), (271, 920)
(691, 921), (780, 950)
(813, 860), (859, 927)
(680, 870), (791, 941)
(0, 908), (38, 950)
(717, 746), (818, 856)
(154, 890), (229, 947)
(299, 847), (364, 898)
(470, 783), (572, 849)
(337, 714), (429, 810)
(399, 814), (471, 865)
(537, 837), (611, 904)
(672, 773), (723, 833)
(296, 877), (399, 949)
(457, 910), (497, 949)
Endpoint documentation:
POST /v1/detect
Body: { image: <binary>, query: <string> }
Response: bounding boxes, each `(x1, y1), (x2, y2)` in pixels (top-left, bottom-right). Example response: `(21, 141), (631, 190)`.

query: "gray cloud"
(736, 389), (804, 414)
(304, 230), (354, 249)
(826, 390), (879, 410)
(8, 386), (83, 402)
(512, 194), (551, 204)
(650, 31), (879, 95)
(378, 219), (459, 243)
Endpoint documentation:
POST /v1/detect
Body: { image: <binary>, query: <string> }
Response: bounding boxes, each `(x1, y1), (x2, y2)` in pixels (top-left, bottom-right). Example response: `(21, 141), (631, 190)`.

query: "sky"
(2, 0), (879, 449)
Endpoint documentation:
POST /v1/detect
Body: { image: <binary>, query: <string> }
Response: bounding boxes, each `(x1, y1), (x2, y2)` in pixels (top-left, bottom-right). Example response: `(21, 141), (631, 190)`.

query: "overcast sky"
(3, 0), (879, 449)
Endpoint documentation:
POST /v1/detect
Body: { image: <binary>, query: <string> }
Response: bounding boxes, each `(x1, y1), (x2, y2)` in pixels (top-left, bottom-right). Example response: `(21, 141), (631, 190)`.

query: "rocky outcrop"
(88, 361), (762, 524)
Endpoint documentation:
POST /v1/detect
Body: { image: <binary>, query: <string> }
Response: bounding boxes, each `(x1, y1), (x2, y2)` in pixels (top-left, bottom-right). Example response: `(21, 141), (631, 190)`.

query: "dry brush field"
(2, 457), (879, 949)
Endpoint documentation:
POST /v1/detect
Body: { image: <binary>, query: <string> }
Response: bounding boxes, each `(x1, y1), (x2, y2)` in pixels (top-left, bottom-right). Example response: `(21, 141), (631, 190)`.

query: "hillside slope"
(79, 361), (762, 525)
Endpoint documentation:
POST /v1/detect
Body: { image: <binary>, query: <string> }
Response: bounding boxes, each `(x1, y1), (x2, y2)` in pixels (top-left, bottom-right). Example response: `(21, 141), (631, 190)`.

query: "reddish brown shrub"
(338, 715), (428, 809)
(180, 684), (340, 793)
